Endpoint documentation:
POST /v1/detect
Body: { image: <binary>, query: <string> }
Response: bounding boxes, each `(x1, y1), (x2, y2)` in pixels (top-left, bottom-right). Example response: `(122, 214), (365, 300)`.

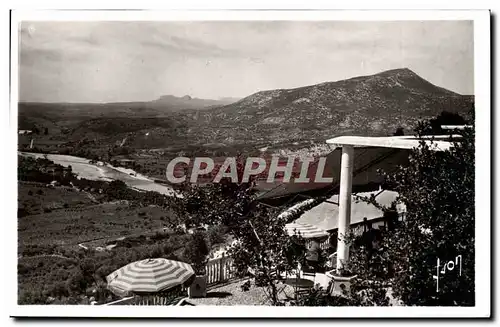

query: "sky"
(18, 20), (474, 103)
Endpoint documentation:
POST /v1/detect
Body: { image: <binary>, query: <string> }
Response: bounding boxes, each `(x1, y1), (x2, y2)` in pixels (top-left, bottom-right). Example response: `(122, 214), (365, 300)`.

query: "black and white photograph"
(9, 9), (491, 318)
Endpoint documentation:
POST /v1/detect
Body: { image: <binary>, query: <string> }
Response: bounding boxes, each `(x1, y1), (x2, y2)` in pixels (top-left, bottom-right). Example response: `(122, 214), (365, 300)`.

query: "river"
(19, 152), (176, 196)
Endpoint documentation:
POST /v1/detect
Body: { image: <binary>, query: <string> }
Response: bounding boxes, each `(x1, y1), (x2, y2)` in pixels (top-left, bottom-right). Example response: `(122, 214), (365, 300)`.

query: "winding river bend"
(19, 152), (175, 196)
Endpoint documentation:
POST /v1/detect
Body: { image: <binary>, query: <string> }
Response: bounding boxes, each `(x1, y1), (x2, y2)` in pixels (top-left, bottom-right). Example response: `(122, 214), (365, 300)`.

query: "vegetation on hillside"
(17, 107), (476, 306)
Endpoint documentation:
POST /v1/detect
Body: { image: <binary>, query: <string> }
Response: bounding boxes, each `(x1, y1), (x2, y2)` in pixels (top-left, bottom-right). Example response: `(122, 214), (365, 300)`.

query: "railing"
(305, 239), (331, 251)
(205, 254), (236, 286)
(319, 239), (330, 250)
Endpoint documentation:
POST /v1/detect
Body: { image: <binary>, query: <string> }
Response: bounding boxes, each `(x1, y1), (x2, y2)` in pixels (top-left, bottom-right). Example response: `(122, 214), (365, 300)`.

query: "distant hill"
(218, 97), (242, 103)
(17, 95), (238, 140)
(150, 94), (238, 110)
(194, 68), (474, 145)
(19, 94), (238, 120)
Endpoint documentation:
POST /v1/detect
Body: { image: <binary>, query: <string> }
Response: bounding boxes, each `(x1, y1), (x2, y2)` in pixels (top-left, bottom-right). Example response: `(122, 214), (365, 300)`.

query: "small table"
(283, 278), (315, 300)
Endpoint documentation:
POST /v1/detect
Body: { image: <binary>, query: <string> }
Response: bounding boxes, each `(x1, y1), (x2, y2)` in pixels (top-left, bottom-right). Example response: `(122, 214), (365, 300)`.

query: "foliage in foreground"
(387, 126), (475, 306)
(327, 124), (475, 306)
(175, 160), (302, 305)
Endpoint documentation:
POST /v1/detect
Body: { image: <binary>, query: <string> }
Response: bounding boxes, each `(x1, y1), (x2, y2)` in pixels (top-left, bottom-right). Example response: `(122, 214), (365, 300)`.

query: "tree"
(66, 268), (88, 296)
(44, 127), (49, 135)
(342, 122), (475, 306)
(298, 116), (475, 307)
(105, 180), (129, 200)
(387, 126), (475, 306)
(182, 231), (210, 274)
(206, 225), (227, 246)
(79, 257), (98, 286)
(393, 127), (405, 136)
(174, 158), (301, 305)
(417, 111), (467, 135)
(227, 204), (301, 304)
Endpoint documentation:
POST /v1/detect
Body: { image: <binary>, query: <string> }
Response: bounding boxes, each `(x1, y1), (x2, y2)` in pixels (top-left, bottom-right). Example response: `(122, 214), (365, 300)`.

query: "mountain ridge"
(221, 68), (464, 110)
(192, 68), (473, 146)
(19, 94), (238, 110)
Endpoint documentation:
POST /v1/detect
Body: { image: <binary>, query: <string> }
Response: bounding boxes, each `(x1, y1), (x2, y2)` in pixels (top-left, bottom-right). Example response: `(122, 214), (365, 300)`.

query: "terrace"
(104, 261), (402, 306)
(188, 272), (332, 306)
(104, 262), (334, 306)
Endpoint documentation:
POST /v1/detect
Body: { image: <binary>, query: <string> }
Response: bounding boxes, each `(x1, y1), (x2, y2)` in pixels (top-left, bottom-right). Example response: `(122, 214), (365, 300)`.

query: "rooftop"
(295, 190), (405, 231)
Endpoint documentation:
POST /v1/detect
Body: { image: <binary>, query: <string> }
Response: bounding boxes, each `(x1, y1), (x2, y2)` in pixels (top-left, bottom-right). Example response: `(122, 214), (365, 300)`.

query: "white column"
(336, 145), (354, 272)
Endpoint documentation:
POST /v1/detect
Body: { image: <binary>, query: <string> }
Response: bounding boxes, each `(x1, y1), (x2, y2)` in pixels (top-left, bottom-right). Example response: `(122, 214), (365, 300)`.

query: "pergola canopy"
(326, 135), (455, 151)
(294, 190), (405, 231)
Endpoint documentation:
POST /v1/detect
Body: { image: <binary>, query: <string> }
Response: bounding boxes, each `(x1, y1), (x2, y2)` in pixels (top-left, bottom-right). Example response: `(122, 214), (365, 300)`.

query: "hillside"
(195, 68), (474, 146)
(17, 95), (236, 153)
(18, 68), (474, 167)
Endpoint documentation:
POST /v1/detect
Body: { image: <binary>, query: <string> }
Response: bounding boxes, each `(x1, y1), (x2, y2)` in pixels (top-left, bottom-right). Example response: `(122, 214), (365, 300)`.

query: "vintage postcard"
(9, 9), (491, 318)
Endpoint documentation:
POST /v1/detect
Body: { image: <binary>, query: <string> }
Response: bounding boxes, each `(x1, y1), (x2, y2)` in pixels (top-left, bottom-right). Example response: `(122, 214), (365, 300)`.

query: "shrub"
(150, 245), (164, 258)
(150, 231), (169, 242)
(19, 289), (45, 305)
(343, 124), (475, 306)
(18, 262), (30, 275)
(182, 231), (210, 274)
(207, 225), (227, 246)
(18, 208), (30, 218)
(49, 282), (69, 298)
(65, 269), (88, 296)
(387, 127), (475, 306)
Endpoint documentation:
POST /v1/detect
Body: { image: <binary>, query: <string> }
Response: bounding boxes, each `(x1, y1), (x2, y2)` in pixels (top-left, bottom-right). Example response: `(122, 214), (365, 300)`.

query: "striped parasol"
(285, 222), (329, 239)
(106, 258), (195, 296)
